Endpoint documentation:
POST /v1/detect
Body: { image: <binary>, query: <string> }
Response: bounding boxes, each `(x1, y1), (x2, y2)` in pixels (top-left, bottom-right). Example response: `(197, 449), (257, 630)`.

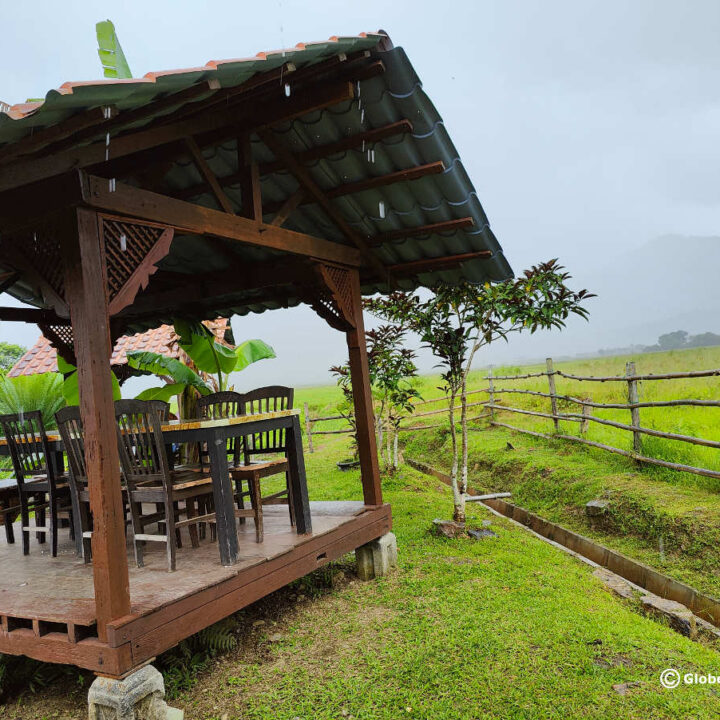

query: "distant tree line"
(598, 330), (720, 356)
(645, 330), (720, 352)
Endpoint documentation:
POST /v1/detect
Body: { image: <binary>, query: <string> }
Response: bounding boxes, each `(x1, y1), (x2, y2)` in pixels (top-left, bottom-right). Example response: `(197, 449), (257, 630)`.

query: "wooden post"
(626, 361), (642, 454)
(62, 208), (130, 640)
(303, 402), (314, 453)
(580, 400), (592, 435)
(345, 268), (382, 506)
(488, 367), (495, 422)
(546, 358), (559, 433)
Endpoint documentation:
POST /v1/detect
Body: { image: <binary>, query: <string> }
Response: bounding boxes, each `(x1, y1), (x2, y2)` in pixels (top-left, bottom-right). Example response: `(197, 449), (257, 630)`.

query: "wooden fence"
(485, 358), (720, 481)
(303, 394), (491, 453)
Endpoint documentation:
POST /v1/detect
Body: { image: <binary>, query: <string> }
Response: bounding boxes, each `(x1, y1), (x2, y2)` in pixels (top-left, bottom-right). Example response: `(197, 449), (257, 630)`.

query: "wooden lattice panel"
(0, 218), (66, 314)
(100, 215), (174, 316)
(38, 323), (76, 367)
(305, 263), (356, 332)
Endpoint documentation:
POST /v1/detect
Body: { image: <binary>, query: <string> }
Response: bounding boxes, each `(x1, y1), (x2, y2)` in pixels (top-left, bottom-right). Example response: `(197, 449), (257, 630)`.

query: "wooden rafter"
(93, 61), (383, 191)
(176, 120), (414, 201)
(257, 129), (385, 276)
(260, 119), (413, 175)
(0, 81), (356, 194)
(81, 174), (362, 267)
(28, 81), (221, 160)
(386, 251), (491, 276)
(0, 106), (118, 166)
(368, 217), (475, 246)
(262, 161), (445, 215)
(270, 188), (304, 227)
(184, 137), (235, 214)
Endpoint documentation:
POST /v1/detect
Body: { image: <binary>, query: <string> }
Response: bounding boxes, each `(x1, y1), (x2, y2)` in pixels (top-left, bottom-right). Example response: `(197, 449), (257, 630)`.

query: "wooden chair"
(0, 477), (21, 544)
(197, 391), (250, 533)
(115, 400), (215, 572)
(230, 386), (295, 543)
(0, 411), (73, 557)
(55, 406), (92, 563)
(197, 390), (243, 469)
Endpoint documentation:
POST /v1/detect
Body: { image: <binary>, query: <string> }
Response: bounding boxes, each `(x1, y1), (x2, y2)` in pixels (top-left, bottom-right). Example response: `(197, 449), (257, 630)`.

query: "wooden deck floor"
(0, 501), (392, 676)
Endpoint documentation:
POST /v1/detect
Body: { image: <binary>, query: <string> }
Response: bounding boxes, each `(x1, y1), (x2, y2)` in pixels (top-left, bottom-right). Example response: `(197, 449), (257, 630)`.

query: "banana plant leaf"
(126, 351), (212, 396)
(173, 319), (238, 376)
(234, 339), (277, 371)
(173, 320), (276, 375)
(96, 20), (132, 79)
(135, 383), (186, 403)
(57, 354), (121, 406)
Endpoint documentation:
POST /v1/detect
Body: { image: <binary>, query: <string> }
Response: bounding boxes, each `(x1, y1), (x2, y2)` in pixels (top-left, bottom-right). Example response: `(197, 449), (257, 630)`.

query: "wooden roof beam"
(101, 59), (385, 187)
(81, 173), (362, 267)
(257, 129), (386, 276)
(270, 188), (304, 227)
(175, 119), (414, 201)
(367, 217), (475, 246)
(116, 260), (302, 321)
(262, 161), (445, 214)
(0, 306), (70, 324)
(91, 61), (383, 185)
(384, 251), (491, 277)
(184, 136), (236, 214)
(12, 60), (299, 163)
(0, 80), (355, 194)
(0, 106), (119, 166)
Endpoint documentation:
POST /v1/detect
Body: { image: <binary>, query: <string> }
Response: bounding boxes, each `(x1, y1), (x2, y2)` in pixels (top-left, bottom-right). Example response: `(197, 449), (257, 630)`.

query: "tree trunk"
(448, 391), (464, 523)
(460, 376), (469, 498)
(385, 412), (391, 466)
(393, 427), (399, 468)
(377, 415), (384, 462)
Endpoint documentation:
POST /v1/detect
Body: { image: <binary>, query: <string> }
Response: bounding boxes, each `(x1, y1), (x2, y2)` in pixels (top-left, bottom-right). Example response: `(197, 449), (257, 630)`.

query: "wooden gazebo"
(0, 31), (511, 681)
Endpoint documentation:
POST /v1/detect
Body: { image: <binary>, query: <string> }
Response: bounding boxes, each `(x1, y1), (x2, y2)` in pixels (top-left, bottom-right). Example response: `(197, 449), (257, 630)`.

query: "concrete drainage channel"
(406, 457), (720, 642)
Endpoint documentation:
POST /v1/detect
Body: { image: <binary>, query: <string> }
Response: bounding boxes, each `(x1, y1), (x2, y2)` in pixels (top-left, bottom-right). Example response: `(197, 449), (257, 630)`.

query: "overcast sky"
(1, 1), (719, 389)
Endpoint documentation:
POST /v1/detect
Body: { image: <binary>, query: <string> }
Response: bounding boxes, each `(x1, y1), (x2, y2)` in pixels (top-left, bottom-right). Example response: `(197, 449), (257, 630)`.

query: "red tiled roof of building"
(8, 319), (230, 377)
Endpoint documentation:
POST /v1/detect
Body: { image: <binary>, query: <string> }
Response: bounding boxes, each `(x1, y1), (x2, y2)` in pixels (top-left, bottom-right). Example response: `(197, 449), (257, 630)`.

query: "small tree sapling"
(365, 260), (594, 525)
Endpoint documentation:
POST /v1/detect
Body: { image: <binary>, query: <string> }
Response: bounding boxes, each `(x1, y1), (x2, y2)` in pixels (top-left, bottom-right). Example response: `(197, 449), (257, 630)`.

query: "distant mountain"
(481, 235), (720, 365)
(554, 235), (720, 349)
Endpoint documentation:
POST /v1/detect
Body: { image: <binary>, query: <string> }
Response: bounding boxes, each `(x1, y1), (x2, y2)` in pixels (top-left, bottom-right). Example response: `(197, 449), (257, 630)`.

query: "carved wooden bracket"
(304, 262), (357, 332)
(39, 323), (76, 368)
(101, 214), (174, 316)
(0, 216), (69, 317)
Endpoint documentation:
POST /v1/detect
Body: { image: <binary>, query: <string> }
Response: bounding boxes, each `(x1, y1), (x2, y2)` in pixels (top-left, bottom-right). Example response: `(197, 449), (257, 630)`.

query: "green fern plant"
(158, 617), (239, 698)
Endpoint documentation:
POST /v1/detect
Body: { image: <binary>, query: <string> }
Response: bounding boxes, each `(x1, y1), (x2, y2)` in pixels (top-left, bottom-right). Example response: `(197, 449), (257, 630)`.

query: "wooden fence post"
(488, 367), (495, 423)
(546, 357), (559, 433)
(626, 361), (642, 454)
(580, 400), (592, 435)
(303, 402), (314, 454)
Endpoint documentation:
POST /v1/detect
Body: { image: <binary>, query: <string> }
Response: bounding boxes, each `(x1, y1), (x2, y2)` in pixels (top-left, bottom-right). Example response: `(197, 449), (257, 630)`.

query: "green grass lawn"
(10, 432), (720, 719)
(484, 346), (720, 488)
(149, 435), (720, 718)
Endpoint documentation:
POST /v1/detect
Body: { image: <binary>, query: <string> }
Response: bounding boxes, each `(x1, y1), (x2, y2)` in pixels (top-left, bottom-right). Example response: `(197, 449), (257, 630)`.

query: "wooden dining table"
(0, 408), (311, 566)
(161, 409), (311, 565)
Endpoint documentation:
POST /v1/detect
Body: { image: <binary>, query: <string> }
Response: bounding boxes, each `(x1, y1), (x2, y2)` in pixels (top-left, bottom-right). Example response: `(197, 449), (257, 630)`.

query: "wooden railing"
(485, 359), (720, 481)
(302, 395), (490, 453)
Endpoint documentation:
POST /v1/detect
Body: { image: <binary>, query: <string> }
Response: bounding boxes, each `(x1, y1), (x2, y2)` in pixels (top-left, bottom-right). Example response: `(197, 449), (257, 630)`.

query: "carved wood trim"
(0, 217), (69, 317)
(305, 262), (357, 332)
(38, 323), (76, 368)
(100, 215), (174, 316)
